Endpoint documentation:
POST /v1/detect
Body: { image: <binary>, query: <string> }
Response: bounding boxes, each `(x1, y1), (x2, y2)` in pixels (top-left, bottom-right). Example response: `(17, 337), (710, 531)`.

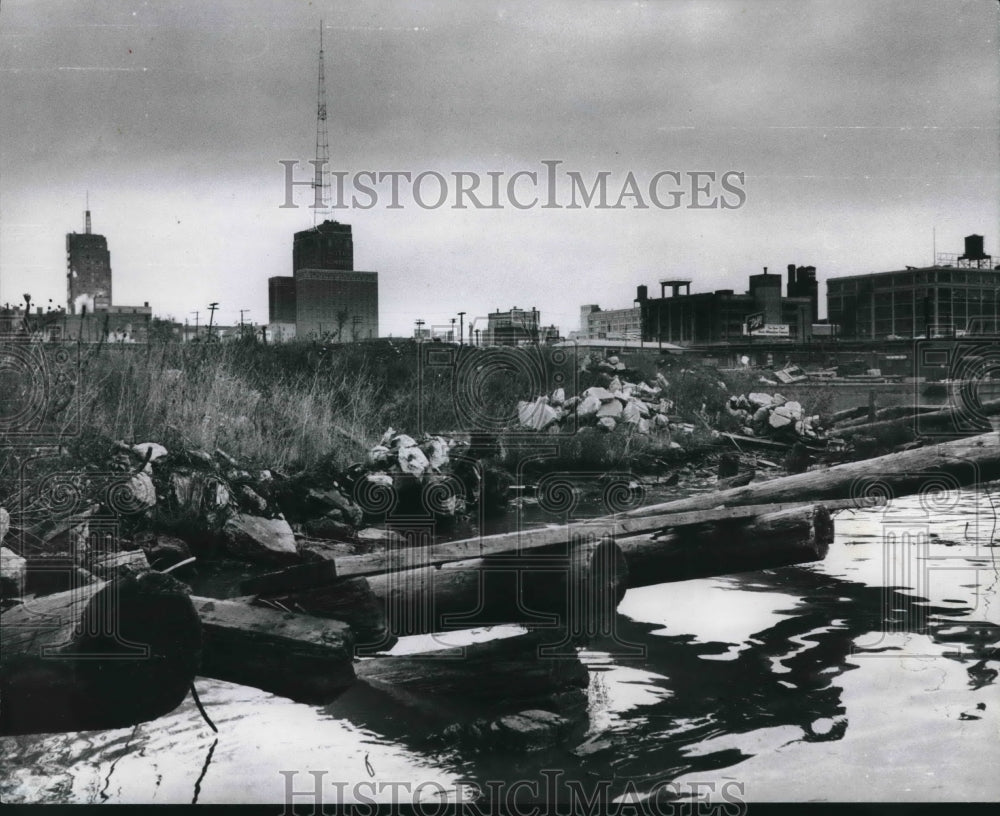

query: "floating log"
(355, 631), (589, 719)
(835, 399), (1000, 442)
(190, 596), (356, 704)
(359, 533), (626, 642)
(250, 575), (396, 651)
(0, 571), (201, 736)
(620, 432), (1000, 518)
(617, 505), (833, 588)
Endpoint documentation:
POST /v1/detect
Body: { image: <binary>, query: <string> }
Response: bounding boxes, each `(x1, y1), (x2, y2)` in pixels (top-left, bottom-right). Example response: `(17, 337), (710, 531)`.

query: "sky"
(1, 0), (997, 335)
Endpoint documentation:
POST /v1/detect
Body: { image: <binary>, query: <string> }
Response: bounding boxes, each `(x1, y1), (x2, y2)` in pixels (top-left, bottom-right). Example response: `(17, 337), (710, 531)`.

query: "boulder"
(420, 436), (449, 470)
(608, 376), (623, 394)
(236, 484), (268, 514)
(636, 418), (651, 435)
(491, 710), (571, 752)
(132, 442), (168, 463)
(222, 514), (298, 562)
(748, 392), (773, 409)
(597, 417), (617, 432)
(575, 395), (601, 420)
(391, 433), (418, 450)
(517, 398), (559, 432)
(768, 410), (793, 429)
(622, 400), (643, 426)
(550, 387), (565, 406)
(596, 399), (623, 419)
(302, 517), (356, 542)
(367, 445), (394, 468)
(1, 545), (26, 598)
(398, 445), (430, 476)
(582, 386), (615, 403)
(652, 413), (670, 429)
(139, 534), (192, 571)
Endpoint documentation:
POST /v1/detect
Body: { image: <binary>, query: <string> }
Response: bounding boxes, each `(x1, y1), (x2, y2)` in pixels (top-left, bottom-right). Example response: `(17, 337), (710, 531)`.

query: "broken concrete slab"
(222, 513), (298, 562)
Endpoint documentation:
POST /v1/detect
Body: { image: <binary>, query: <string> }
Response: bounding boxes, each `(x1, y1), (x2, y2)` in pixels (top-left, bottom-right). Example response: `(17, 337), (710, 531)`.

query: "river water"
(2, 486), (998, 805)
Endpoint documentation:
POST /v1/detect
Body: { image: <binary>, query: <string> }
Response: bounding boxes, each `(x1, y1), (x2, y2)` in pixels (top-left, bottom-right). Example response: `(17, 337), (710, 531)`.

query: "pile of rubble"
(724, 392), (826, 442)
(516, 362), (679, 436)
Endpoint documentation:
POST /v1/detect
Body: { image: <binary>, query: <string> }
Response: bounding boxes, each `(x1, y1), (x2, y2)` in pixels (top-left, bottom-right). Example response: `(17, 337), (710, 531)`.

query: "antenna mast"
(313, 22), (331, 227)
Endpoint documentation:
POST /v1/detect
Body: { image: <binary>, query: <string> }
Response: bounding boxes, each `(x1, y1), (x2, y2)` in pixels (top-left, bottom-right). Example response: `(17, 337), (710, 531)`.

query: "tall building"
(579, 303), (642, 340)
(827, 235), (999, 339)
(268, 276), (297, 323)
(66, 209), (111, 314)
(293, 220), (354, 272)
(294, 269), (378, 340)
(787, 264), (819, 323)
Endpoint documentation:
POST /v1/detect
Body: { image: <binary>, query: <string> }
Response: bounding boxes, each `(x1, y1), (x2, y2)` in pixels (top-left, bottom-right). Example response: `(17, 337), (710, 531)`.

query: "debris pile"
(516, 358), (679, 436)
(724, 392), (827, 442)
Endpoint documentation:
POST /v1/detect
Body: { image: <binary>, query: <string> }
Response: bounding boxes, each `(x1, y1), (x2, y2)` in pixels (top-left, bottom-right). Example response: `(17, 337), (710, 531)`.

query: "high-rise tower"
(67, 208), (112, 314)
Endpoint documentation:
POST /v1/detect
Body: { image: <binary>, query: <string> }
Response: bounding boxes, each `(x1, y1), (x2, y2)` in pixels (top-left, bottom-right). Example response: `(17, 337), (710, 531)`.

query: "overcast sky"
(1, 0), (997, 334)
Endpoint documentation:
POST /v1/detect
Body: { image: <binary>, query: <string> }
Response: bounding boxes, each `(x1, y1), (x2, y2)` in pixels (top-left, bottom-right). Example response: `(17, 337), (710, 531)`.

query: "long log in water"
(355, 631), (590, 719)
(617, 504), (833, 588)
(620, 432), (1000, 518)
(0, 571), (201, 736)
(834, 400), (1000, 442)
(189, 596), (356, 704)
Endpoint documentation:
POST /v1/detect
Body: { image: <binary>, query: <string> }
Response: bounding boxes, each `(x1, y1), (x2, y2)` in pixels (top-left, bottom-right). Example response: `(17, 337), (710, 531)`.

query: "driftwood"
(355, 631), (589, 718)
(616, 505), (833, 588)
(190, 596), (356, 704)
(1, 571), (201, 736)
(359, 533), (626, 642)
(835, 399), (1000, 442)
(620, 432), (1000, 518)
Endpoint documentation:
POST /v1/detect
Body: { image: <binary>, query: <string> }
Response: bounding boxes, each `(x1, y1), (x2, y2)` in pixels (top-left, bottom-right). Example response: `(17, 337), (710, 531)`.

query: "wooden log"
(355, 631), (589, 718)
(1, 571), (201, 736)
(835, 399), (1000, 442)
(189, 596), (356, 704)
(617, 505), (833, 588)
(239, 560), (340, 597)
(619, 432), (1000, 518)
(359, 534), (627, 642)
(834, 404), (940, 429)
(250, 575), (397, 652)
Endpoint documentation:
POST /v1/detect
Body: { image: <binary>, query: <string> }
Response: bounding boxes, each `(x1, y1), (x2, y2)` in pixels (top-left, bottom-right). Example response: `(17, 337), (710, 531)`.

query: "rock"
(637, 418), (651, 435)
(118, 471), (157, 512)
(717, 453), (740, 478)
(421, 436), (450, 470)
(551, 387), (565, 406)
(222, 514), (299, 562)
(379, 427), (395, 446)
(398, 445), (430, 476)
(367, 445), (394, 468)
(597, 416), (617, 432)
(139, 534), (192, 571)
(653, 413), (670, 429)
(306, 488), (363, 527)
(1, 546), (26, 598)
(608, 376), (623, 393)
(768, 410), (793, 429)
(302, 517), (356, 542)
(391, 433), (418, 450)
(575, 395), (601, 420)
(132, 442), (168, 463)
(517, 398), (559, 432)
(771, 393), (787, 406)
(562, 395), (580, 411)
(622, 400), (643, 425)
(492, 710), (570, 752)
(582, 386), (615, 403)
(748, 392), (773, 409)
(607, 356), (620, 366)
(596, 399), (623, 419)
(237, 484), (268, 514)
(656, 373), (669, 390)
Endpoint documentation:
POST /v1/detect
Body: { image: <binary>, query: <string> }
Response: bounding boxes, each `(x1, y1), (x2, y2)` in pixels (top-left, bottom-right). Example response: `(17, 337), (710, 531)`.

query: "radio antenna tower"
(312, 21), (331, 228)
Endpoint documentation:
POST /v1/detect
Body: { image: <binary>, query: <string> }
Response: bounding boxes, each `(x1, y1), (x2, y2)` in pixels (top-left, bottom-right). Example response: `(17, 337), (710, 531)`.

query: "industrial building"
(269, 219), (379, 341)
(827, 234), (1000, 339)
(485, 307), (559, 345)
(293, 220), (353, 273)
(294, 269), (378, 340)
(578, 304), (642, 341)
(635, 267), (816, 345)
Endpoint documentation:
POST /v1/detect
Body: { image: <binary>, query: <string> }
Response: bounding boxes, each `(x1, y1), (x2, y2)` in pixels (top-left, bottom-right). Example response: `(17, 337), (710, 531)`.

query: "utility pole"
(457, 311), (465, 346)
(415, 318), (425, 339)
(190, 310), (200, 341)
(239, 309), (250, 337)
(207, 302), (219, 340)
(450, 317), (456, 343)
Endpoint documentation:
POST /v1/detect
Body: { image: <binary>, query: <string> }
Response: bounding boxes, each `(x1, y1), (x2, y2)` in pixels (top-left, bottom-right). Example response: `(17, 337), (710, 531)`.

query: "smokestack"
(763, 266), (768, 275)
(787, 263), (797, 285)
(85, 210), (91, 234)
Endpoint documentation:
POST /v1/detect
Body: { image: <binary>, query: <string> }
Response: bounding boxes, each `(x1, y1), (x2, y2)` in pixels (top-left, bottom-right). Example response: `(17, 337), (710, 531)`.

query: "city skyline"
(1, 0), (997, 335)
